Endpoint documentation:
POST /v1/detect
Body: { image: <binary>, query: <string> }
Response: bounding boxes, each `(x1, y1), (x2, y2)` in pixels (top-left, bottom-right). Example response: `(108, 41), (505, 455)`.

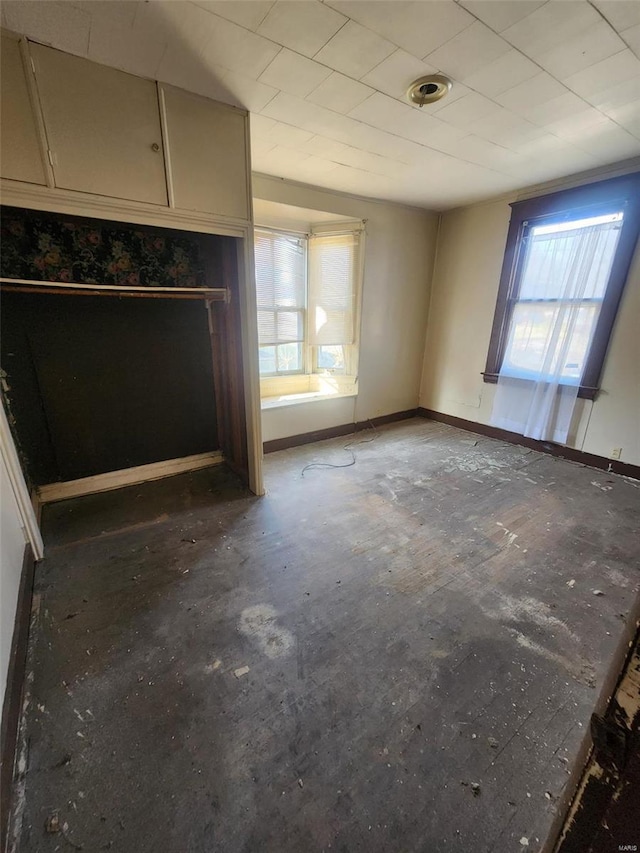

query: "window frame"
(483, 173), (640, 400)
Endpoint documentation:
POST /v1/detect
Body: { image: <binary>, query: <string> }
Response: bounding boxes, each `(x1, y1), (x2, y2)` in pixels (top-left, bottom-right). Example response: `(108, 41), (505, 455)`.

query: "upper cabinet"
(160, 85), (249, 222)
(1, 34), (252, 224)
(30, 43), (168, 206)
(0, 33), (47, 185)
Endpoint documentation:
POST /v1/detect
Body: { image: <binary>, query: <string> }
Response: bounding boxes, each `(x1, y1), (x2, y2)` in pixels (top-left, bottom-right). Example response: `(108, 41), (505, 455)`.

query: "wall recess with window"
(254, 178), (439, 446)
(254, 203), (364, 408)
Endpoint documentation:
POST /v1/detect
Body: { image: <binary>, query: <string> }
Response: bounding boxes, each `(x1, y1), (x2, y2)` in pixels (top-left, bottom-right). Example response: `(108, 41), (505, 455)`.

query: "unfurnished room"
(0, 1), (639, 851)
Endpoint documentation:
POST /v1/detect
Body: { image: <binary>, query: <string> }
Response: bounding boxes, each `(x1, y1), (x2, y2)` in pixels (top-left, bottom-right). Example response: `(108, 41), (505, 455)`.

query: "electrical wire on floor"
(301, 420), (379, 477)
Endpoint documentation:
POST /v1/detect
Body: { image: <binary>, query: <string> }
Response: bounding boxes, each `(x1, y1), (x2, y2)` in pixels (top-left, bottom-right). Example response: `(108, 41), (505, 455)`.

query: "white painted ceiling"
(3, 0), (640, 210)
(254, 198), (355, 228)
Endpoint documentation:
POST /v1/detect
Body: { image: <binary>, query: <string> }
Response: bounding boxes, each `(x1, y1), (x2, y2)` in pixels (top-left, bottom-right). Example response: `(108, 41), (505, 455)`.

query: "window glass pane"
(317, 345), (345, 370)
(520, 212), (623, 301)
(503, 303), (600, 380)
(503, 303), (556, 375)
(276, 343), (302, 373)
(562, 305), (600, 380)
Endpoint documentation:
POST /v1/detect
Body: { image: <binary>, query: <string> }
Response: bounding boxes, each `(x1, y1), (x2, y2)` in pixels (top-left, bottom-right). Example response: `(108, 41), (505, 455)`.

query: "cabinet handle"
(151, 143), (160, 152)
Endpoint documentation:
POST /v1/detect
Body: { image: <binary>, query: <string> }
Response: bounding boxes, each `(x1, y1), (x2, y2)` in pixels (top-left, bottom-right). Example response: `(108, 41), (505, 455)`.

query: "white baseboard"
(37, 451), (224, 504)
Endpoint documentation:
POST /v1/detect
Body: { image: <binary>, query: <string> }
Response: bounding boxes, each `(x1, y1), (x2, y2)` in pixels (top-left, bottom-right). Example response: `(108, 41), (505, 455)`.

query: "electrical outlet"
(611, 448), (622, 460)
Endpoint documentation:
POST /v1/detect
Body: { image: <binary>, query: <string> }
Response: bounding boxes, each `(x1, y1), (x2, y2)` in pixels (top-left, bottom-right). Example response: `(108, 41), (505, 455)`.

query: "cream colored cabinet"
(2, 37), (251, 221)
(30, 43), (167, 205)
(0, 33), (47, 185)
(160, 85), (249, 221)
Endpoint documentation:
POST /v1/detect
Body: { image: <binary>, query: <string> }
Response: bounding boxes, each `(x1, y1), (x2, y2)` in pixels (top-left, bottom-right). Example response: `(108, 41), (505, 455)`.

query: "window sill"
(481, 372), (599, 400)
(260, 373), (357, 409)
(261, 389), (358, 410)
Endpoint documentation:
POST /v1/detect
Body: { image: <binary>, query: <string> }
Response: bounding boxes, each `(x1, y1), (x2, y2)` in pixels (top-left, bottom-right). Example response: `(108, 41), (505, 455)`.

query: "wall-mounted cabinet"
(160, 85), (250, 222)
(0, 32), (47, 186)
(30, 43), (168, 206)
(0, 33), (253, 225)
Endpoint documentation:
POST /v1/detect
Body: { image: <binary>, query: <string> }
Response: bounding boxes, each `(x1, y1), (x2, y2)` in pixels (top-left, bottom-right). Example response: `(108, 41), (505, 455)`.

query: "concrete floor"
(10, 419), (640, 852)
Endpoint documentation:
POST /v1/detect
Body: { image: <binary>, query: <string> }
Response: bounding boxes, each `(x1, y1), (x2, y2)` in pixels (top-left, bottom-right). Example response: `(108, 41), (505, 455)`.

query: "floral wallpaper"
(1, 207), (207, 288)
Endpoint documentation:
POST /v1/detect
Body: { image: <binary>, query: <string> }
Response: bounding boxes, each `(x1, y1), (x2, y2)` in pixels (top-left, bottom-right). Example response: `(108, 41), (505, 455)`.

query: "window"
(254, 230), (306, 376)
(254, 225), (362, 401)
(484, 174), (640, 400)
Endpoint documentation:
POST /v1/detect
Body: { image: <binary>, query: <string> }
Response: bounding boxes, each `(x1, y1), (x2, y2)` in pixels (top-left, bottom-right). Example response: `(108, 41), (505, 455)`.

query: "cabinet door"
(161, 85), (249, 221)
(30, 43), (167, 205)
(0, 33), (47, 185)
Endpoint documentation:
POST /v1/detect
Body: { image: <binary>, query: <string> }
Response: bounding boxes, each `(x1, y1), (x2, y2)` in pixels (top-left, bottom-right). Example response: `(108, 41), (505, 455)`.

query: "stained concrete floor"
(10, 419), (640, 853)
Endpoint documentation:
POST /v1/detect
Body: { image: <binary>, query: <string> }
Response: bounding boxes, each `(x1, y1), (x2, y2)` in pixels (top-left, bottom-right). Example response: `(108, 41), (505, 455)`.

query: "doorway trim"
(0, 405), (43, 560)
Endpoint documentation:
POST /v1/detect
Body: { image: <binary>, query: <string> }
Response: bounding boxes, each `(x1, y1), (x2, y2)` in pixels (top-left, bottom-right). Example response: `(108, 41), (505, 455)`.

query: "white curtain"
(491, 214), (621, 443)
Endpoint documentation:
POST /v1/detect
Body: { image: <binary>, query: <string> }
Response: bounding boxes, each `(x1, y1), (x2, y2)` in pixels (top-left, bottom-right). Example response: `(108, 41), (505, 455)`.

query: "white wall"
(1, 452), (28, 705)
(419, 192), (640, 466)
(253, 175), (439, 443)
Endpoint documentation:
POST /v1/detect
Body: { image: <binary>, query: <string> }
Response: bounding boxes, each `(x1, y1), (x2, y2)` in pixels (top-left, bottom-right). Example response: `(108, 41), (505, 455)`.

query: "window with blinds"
(254, 227), (362, 379)
(254, 229), (306, 375)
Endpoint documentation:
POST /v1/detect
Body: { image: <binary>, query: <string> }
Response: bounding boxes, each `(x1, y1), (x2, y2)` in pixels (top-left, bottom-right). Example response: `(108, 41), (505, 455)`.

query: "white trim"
(262, 391), (357, 410)
(19, 34), (54, 188)
(0, 179), (250, 237)
(255, 223), (309, 237)
(37, 451), (224, 504)
(243, 105), (253, 227)
(352, 226), (365, 383)
(310, 220), (366, 235)
(238, 224), (265, 496)
(156, 83), (176, 209)
(239, 128), (265, 496)
(0, 405), (44, 559)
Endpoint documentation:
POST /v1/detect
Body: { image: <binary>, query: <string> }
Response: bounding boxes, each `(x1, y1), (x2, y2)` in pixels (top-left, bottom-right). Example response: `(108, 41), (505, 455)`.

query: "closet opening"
(1, 206), (250, 505)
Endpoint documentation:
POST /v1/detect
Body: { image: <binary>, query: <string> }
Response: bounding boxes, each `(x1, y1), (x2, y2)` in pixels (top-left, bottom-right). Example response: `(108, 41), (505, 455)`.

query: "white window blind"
(308, 232), (359, 347)
(254, 229), (306, 347)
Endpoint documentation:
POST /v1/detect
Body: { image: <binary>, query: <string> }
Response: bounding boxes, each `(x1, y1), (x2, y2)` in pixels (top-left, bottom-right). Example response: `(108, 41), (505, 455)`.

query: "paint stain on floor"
(239, 603), (295, 659)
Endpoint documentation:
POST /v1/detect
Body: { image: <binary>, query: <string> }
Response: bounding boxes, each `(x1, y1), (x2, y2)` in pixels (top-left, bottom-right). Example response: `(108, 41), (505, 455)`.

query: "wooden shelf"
(0, 277), (228, 300)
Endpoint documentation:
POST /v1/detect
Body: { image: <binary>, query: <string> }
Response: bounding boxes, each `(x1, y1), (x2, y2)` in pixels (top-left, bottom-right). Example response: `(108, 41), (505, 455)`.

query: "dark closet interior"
(0, 207), (248, 489)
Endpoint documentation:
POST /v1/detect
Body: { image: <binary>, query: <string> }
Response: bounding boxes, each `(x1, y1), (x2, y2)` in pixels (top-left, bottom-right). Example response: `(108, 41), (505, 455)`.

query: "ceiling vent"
(407, 75), (452, 107)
